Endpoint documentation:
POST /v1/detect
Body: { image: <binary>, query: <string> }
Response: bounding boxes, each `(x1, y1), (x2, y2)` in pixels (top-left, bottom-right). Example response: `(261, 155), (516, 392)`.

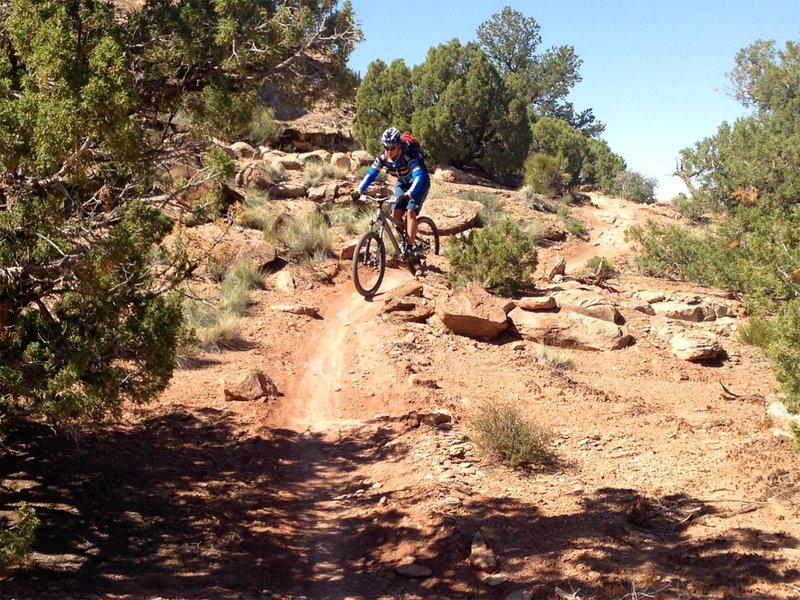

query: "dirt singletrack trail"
(259, 266), (422, 599)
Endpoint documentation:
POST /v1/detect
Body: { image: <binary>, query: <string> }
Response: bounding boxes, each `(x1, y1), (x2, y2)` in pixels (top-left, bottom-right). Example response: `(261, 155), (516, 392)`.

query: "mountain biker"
(351, 127), (430, 256)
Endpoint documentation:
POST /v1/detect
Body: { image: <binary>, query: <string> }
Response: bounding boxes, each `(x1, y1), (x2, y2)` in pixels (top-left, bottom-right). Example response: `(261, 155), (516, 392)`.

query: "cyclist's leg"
(393, 183), (410, 249)
(405, 177), (430, 247)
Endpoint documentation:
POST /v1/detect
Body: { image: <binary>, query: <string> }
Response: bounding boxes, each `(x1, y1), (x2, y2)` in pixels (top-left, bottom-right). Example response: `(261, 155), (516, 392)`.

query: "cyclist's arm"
(357, 155), (385, 193)
(405, 157), (428, 199)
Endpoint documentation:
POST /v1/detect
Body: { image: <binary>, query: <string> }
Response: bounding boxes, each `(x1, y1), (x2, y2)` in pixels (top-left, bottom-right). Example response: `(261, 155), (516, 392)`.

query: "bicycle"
(351, 195), (440, 297)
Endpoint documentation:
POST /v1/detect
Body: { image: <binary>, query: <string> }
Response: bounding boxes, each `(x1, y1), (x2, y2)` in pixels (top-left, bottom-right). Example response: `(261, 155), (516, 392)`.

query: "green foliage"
(303, 162), (348, 188)
(475, 7), (603, 136)
(446, 217), (538, 296)
(0, 0), (359, 432)
(411, 40), (531, 180)
(530, 117), (589, 185)
(556, 204), (587, 237)
(281, 212), (333, 260)
(585, 137), (626, 190)
(470, 401), (553, 468)
(458, 190), (508, 226)
(582, 255), (618, 280)
(607, 170), (657, 203)
(524, 152), (569, 196)
(354, 41), (531, 180)
(353, 59), (414, 155)
(624, 220), (740, 285)
(737, 317), (773, 348)
(0, 502), (39, 574)
(245, 105), (280, 146)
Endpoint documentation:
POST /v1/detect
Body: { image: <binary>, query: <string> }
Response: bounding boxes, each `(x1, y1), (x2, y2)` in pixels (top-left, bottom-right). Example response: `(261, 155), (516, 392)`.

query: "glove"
(350, 190), (361, 201)
(402, 191), (411, 201)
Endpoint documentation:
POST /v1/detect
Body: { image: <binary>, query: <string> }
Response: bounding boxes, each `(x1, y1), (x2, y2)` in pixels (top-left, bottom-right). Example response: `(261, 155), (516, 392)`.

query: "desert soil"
(2, 190), (799, 600)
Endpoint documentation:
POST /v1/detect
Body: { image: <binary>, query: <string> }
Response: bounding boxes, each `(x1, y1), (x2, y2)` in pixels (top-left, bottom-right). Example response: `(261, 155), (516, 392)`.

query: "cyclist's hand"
(402, 192), (411, 201)
(350, 190), (361, 201)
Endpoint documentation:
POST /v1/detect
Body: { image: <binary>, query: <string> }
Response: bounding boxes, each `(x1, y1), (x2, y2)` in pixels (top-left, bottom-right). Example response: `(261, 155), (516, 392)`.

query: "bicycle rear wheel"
(352, 231), (386, 297)
(416, 216), (440, 255)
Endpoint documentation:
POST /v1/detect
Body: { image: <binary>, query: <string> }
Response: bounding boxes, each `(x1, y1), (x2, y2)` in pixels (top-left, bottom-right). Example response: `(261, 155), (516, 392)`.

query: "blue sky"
(347, 1), (800, 199)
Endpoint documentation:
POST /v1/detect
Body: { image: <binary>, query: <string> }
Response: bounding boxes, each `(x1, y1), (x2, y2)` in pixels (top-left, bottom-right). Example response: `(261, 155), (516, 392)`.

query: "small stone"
(395, 563), (432, 578)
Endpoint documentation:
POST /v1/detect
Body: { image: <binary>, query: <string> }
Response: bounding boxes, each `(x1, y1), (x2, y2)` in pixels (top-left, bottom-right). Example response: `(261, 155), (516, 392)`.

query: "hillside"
(2, 147), (799, 599)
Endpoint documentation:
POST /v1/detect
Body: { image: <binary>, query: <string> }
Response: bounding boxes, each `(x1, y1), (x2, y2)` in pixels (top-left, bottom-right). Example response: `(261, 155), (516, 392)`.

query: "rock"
(272, 270), (296, 293)
(509, 307), (630, 351)
(432, 165), (478, 184)
(436, 284), (509, 339)
(307, 183), (338, 201)
(395, 562), (432, 578)
(668, 330), (723, 361)
(329, 152), (353, 171)
(351, 150), (373, 166)
(421, 410), (452, 426)
(269, 182), (307, 199)
(518, 296), (557, 311)
(270, 304), (321, 318)
(504, 591), (532, 600)
(651, 301), (715, 322)
(469, 531), (498, 572)
(481, 573), (509, 586)
(230, 141), (258, 159)
(221, 369), (278, 402)
(423, 196), (482, 235)
(553, 289), (623, 323)
(266, 153), (304, 171)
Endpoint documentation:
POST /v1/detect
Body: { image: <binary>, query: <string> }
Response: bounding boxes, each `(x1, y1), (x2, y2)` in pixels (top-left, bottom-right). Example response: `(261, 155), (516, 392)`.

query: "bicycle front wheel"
(352, 231), (386, 297)
(416, 216), (440, 255)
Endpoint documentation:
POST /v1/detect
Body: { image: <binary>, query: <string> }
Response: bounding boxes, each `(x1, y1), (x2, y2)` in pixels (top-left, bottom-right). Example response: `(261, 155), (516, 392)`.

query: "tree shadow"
(1, 415), (797, 600)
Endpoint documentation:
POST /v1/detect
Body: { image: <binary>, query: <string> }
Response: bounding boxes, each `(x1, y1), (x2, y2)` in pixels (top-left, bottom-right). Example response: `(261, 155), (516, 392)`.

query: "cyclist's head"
(381, 127), (402, 160)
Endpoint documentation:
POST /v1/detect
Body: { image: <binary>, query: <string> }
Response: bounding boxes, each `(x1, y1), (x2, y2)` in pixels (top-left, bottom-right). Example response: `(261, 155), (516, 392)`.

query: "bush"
(458, 190), (508, 226)
(303, 163), (348, 188)
(245, 105), (279, 145)
(556, 204), (588, 238)
(582, 255), (618, 280)
(446, 217), (538, 296)
(608, 170), (657, 203)
(281, 212), (333, 260)
(1, 503), (39, 574)
(470, 401), (553, 468)
(524, 153), (570, 197)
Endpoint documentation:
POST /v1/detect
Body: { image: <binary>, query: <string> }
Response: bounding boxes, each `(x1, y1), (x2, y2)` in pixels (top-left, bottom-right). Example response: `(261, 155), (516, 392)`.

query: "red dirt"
(2, 192), (799, 600)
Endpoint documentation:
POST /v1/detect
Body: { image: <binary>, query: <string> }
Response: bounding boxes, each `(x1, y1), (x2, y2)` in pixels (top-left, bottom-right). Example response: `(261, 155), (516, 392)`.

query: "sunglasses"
(384, 143), (401, 151)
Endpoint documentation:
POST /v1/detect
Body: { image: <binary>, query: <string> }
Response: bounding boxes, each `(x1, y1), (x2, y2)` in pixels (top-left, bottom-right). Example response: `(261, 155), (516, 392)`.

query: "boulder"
(221, 369), (278, 402)
(668, 330), (723, 361)
(509, 307), (630, 351)
(436, 284), (509, 339)
(553, 288), (623, 323)
(423, 196), (482, 235)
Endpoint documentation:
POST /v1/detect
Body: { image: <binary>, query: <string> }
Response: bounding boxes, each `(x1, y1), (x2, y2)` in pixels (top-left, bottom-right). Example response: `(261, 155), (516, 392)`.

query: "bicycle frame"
(365, 197), (407, 256)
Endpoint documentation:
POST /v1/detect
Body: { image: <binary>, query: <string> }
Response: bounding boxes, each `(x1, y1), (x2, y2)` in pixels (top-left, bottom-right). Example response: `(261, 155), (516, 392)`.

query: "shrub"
(608, 170), (657, 204)
(282, 212), (333, 260)
(303, 163), (348, 188)
(524, 152), (570, 197)
(446, 217), (538, 296)
(532, 343), (574, 372)
(459, 190), (508, 226)
(582, 255), (618, 280)
(324, 203), (371, 235)
(1, 503), (39, 574)
(557, 204), (588, 237)
(245, 105), (279, 145)
(470, 401), (553, 468)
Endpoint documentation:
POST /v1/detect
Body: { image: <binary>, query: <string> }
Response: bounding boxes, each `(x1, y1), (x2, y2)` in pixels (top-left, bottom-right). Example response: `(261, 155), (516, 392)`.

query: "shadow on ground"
(1, 410), (797, 600)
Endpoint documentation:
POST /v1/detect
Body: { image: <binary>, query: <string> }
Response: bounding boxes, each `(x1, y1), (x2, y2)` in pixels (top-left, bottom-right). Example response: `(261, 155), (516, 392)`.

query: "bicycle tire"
(352, 230), (386, 297)
(417, 216), (440, 255)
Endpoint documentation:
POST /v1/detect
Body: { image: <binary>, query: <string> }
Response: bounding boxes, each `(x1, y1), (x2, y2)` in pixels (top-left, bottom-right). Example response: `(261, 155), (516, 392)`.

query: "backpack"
(400, 132), (426, 165)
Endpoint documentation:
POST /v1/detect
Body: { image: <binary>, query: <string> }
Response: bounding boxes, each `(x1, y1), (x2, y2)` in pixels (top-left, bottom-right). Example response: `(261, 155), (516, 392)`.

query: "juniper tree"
(0, 0), (360, 428)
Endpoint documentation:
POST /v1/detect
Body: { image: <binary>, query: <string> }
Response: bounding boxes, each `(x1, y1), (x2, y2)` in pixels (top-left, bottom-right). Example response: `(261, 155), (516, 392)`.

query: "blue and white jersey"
(357, 145), (430, 201)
